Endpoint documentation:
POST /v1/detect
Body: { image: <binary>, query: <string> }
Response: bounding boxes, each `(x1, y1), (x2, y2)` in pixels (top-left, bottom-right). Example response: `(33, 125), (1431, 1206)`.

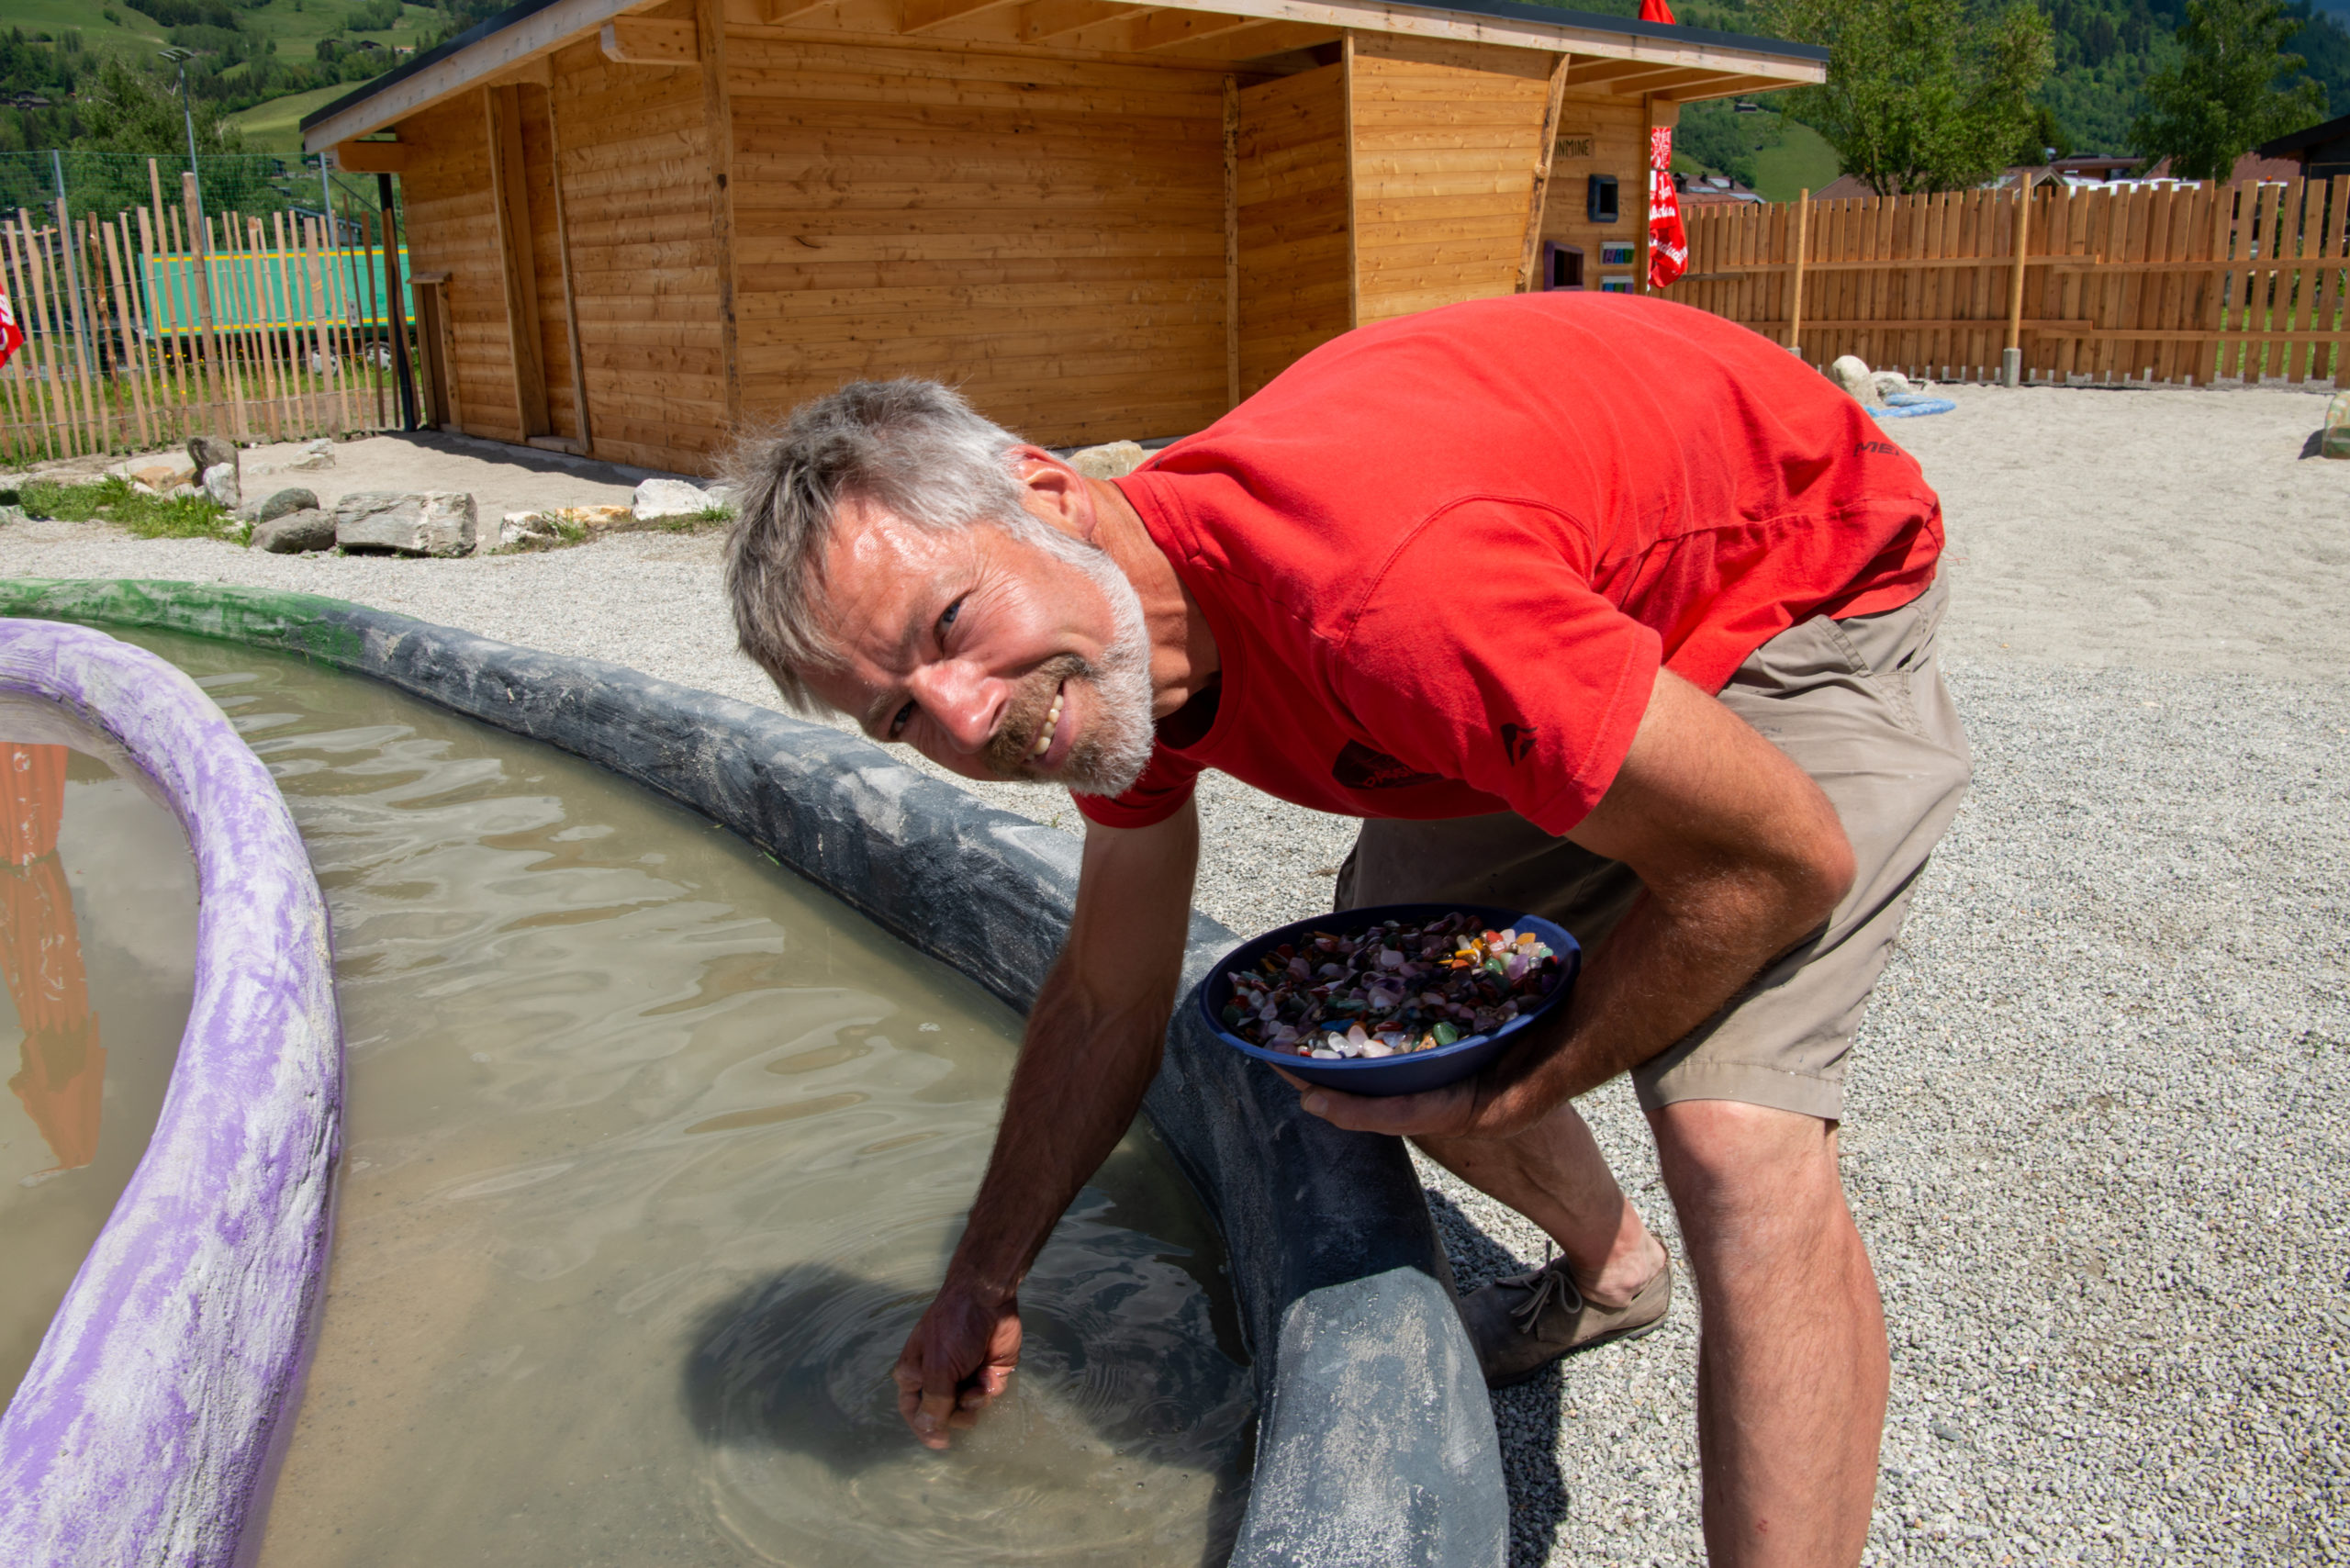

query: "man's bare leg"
(1651, 1099), (1887, 1568)
(1415, 1101), (1668, 1305)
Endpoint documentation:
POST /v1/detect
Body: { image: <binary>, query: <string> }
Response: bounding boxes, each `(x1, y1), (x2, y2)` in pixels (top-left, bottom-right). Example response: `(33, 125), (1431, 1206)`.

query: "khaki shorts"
(1333, 576), (1972, 1122)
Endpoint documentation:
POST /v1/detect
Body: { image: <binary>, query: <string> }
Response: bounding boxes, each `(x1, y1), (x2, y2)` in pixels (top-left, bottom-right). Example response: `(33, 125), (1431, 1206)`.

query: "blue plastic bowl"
(1198, 902), (1580, 1098)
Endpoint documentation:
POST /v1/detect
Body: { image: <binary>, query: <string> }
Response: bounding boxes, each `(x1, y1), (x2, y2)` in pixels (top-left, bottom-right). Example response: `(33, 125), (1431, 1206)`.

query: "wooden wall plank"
(726, 29), (1227, 445)
(397, 94), (524, 442)
(1237, 62), (1349, 398)
(1348, 28), (1554, 327)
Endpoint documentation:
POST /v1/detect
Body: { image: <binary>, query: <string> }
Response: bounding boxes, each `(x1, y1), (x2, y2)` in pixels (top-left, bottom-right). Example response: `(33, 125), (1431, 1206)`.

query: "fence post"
(377, 172), (418, 431)
(1788, 188), (1809, 358)
(2003, 178), (2033, 386)
(181, 170), (221, 433)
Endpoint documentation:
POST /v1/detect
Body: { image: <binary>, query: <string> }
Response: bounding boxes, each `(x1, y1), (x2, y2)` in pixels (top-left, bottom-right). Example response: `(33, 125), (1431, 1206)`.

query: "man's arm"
(893, 797), (1201, 1448)
(1292, 667), (1855, 1139)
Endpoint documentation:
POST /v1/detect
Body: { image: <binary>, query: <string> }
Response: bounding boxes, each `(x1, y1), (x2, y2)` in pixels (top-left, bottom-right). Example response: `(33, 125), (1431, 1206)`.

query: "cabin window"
(1587, 174), (1619, 223)
(1543, 242), (1585, 290)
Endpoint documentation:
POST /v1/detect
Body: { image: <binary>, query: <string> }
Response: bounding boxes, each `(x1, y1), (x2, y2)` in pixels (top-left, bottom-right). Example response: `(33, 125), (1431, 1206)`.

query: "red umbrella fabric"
(0, 744), (103, 1173)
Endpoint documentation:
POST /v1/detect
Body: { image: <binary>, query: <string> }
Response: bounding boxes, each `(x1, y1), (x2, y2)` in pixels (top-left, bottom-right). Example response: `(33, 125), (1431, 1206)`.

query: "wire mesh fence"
(0, 151), (391, 234)
(1, 158), (419, 465)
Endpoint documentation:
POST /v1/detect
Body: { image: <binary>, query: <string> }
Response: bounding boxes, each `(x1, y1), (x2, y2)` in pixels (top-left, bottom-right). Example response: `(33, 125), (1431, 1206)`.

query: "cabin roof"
(302, 0), (1827, 151)
(2256, 111), (2350, 159)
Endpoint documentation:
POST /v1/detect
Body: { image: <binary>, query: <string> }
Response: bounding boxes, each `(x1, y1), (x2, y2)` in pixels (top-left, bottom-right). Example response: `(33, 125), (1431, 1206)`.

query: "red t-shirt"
(1075, 292), (1942, 835)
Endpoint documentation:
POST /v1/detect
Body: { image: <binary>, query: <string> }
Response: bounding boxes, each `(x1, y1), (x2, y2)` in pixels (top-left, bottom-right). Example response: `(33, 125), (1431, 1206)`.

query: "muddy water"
(0, 701), (197, 1408)
(102, 629), (1249, 1568)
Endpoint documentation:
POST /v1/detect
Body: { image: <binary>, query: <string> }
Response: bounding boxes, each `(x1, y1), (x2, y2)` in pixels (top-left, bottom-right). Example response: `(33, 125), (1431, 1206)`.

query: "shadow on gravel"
(1425, 1186), (1569, 1568)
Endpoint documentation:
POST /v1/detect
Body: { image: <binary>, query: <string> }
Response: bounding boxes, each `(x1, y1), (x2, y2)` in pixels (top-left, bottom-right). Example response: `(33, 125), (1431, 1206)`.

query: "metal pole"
(377, 171), (418, 431)
(50, 157), (97, 377)
(319, 157), (334, 241)
(178, 59), (202, 224)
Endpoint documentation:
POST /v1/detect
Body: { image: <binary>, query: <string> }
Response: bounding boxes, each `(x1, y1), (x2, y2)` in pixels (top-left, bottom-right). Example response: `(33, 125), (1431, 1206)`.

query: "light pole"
(158, 46), (201, 222)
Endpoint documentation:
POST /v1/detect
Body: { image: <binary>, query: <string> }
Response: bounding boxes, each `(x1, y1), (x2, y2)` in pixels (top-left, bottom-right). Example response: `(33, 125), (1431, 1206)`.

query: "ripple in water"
(103, 630), (1250, 1568)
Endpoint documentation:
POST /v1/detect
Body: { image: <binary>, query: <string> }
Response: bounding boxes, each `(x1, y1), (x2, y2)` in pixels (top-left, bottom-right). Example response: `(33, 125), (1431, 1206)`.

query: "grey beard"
(1027, 528), (1156, 797)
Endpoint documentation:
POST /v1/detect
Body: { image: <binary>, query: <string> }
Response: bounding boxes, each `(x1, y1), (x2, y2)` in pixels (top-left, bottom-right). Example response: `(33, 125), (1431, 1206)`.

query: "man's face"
(802, 498), (1156, 794)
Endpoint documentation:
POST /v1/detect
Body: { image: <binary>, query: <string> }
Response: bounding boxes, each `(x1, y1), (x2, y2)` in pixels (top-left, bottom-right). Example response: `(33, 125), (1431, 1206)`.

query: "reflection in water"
(1, 744), (101, 1178)
(0, 709), (198, 1411)
(93, 630), (1251, 1568)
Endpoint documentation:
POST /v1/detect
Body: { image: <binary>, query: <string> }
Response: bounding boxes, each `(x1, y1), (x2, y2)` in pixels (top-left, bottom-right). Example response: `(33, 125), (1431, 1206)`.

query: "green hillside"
(225, 80), (351, 151)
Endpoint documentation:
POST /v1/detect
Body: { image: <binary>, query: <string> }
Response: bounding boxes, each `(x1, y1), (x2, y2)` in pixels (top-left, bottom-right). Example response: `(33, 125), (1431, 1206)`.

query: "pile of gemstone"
(1219, 912), (1564, 1059)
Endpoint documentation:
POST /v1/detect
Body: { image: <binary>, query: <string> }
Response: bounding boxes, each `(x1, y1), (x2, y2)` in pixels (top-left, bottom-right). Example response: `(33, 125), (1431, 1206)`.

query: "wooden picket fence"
(1, 163), (413, 466)
(1674, 176), (2350, 387)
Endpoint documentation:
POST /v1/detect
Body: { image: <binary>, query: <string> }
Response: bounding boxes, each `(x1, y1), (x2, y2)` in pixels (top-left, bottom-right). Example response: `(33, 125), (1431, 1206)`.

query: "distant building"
(2255, 112), (2350, 184)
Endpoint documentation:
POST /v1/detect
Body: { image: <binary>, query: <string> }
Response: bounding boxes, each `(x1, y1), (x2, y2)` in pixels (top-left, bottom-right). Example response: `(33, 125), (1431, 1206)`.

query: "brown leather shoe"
(1457, 1255), (1674, 1389)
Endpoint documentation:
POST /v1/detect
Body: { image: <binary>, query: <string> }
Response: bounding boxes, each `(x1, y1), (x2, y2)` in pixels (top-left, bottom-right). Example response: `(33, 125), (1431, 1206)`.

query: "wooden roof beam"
(599, 16), (699, 62)
(1153, 16), (1337, 56)
(763, 0), (839, 20)
(1016, 0), (1152, 40)
(1126, 7), (1271, 50)
(1597, 64), (1727, 95)
(900, 0), (1024, 31)
(333, 138), (408, 173)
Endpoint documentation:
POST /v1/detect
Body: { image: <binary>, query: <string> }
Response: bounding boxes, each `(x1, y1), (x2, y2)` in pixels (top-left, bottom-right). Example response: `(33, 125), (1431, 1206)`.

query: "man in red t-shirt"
(724, 292), (1971, 1566)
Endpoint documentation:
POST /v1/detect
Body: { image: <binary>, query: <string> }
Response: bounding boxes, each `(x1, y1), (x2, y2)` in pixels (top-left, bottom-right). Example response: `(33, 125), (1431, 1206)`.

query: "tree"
(1764, 0), (2054, 193)
(73, 57), (247, 158)
(2132, 0), (2327, 180)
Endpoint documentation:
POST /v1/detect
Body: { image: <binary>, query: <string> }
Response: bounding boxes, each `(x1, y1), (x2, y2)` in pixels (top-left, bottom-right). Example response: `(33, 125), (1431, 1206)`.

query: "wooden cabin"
(303, 0), (1824, 473)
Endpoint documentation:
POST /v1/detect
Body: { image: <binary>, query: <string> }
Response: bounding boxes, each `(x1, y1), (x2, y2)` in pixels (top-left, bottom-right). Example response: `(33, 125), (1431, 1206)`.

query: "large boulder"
(250, 508), (337, 554)
(1828, 354), (1883, 409)
(122, 455), (196, 491)
(186, 433), (238, 480)
(1065, 440), (1147, 479)
(201, 463), (240, 510)
(631, 477), (715, 524)
(332, 491), (477, 557)
(243, 487), (319, 525)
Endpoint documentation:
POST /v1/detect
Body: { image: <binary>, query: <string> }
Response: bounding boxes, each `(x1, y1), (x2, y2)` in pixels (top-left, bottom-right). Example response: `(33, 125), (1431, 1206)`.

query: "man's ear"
(1008, 446), (1096, 543)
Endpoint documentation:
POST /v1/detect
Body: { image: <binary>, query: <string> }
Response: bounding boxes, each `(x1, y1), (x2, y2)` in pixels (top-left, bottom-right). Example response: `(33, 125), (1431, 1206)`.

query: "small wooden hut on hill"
(303, 0), (1823, 472)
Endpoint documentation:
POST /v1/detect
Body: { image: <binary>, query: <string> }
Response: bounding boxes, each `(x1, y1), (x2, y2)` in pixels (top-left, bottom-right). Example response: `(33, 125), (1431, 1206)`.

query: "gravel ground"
(5, 383), (2346, 1564)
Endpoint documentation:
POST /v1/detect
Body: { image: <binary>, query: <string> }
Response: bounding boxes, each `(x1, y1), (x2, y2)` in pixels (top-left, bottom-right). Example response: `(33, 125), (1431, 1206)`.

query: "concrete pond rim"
(0, 578), (1506, 1568)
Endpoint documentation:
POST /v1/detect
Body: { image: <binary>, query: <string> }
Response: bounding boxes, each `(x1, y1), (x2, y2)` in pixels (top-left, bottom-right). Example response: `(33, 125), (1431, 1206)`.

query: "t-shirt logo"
(1332, 740), (1443, 790)
(1500, 722), (1538, 765)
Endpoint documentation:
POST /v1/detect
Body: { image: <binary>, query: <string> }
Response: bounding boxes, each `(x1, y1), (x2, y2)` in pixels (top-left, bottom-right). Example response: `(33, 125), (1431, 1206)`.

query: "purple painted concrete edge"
(0, 620), (343, 1568)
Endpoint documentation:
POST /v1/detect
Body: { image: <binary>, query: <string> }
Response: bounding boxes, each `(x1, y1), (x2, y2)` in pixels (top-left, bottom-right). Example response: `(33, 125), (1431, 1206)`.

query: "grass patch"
(651, 505), (737, 534)
(14, 476), (242, 542)
(1749, 119), (1843, 205)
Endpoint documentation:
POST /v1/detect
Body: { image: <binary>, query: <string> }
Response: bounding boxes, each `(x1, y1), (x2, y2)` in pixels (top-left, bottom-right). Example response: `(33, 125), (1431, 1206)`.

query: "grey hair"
(722, 379), (1050, 712)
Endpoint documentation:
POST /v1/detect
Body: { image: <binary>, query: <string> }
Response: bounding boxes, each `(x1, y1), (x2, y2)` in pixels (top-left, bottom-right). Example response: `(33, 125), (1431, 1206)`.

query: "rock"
(186, 434), (238, 478)
(1829, 354), (1884, 408)
(496, 505), (630, 552)
(2323, 389), (2350, 460)
(125, 456), (196, 491)
(201, 463), (240, 509)
(632, 477), (715, 524)
(167, 483), (201, 501)
(0, 504), (26, 526)
(1065, 440), (1147, 480)
(285, 439), (337, 473)
(243, 487), (319, 525)
(331, 491), (477, 557)
(250, 508), (337, 554)
(1872, 370), (1919, 398)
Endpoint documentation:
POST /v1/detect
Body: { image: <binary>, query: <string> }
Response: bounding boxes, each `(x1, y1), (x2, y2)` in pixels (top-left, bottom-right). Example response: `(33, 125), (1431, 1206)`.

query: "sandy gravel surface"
(3, 385), (2345, 1565)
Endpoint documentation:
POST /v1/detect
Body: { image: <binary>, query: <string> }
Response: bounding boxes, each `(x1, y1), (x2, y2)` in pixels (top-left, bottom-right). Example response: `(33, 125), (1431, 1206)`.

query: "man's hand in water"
(893, 1282), (1023, 1450)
